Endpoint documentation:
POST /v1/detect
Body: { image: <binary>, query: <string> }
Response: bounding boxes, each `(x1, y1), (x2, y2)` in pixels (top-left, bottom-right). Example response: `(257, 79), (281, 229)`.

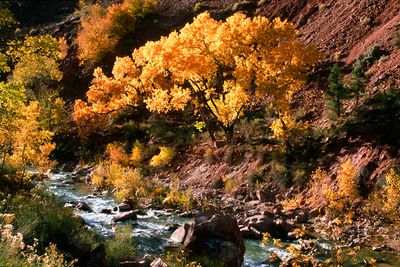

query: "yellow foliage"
(130, 141), (143, 167)
(367, 168), (400, 220)
(76, 0), (156, 63)
(336, 159), (358, 200)
(223, 177), (236, 194)
(150, 146), (175, 167)
(281, 194), (304, 212)
(0, 224), (76, 266)
(9, 101), (56, 172)
(163, 181), (192, 211)
(382, 168), (400, 214)
(106, 142), (130, 165)
(92, 161), (146, 202)
(270, 113), (309, 150)
(73, 11), (319, 137)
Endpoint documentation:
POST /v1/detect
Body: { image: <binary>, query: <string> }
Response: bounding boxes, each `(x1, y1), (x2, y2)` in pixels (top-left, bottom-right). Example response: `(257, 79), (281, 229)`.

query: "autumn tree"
(0, 84), (55, 176)
(74, 12), (319, 141)
(0, 82), (25, 174)
(0, 12), (63, 177)
(76, 0), (156, 63)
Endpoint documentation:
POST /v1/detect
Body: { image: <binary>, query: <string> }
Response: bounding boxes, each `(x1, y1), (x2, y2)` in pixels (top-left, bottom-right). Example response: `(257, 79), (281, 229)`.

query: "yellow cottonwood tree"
(74, 12), (319, 140)
(10, 101), (56, 174)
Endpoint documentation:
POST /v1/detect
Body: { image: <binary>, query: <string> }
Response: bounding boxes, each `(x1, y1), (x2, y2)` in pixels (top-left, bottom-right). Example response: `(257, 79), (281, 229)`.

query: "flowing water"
(43, 172), (400, 267)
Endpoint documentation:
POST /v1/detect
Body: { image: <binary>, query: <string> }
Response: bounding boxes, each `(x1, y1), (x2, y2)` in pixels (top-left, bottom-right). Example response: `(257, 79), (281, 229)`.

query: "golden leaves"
(74, 11), (319, 136)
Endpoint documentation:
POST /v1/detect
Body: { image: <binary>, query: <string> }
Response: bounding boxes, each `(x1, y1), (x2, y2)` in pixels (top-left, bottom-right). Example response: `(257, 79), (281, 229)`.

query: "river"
(43, 172), (400, 267)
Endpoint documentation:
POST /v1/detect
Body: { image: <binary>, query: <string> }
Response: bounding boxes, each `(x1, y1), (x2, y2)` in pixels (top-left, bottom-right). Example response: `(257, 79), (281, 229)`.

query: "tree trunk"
(20, 144), (26, 187)
(223, 125), (235, 145)
(200, 110), (217, 146)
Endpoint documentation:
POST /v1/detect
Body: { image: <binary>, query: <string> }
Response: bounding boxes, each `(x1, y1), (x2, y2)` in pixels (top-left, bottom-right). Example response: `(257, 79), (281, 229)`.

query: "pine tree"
(326, 63), (348, 119)
(349, 64), (365, 104)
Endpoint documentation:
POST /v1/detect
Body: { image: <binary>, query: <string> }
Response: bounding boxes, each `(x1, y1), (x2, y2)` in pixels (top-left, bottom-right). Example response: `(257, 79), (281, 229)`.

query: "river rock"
(76, 202), (93, 212)
(101, 208), (112, 214)
(239, 225), (262, 239)
(118, 203), (132, 212)
(62, 180), (75, 185)
(112, 210), (138, 222)
(170, 211), (245, 267)
(150, 258), (167, 267)
(244, 215), (293, 239)
(170, 223), (190, 244)
(64, 203), (75, 208)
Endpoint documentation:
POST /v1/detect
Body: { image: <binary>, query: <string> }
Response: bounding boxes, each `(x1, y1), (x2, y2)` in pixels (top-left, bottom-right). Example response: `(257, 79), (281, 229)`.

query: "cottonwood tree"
(74, 12), (319, 141)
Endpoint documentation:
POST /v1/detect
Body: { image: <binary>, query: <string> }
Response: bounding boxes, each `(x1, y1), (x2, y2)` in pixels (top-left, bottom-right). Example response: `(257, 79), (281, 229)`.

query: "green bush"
(356, 45), (384, 71)
(0, 186), (95, 251)
(105, 225), (135, 266)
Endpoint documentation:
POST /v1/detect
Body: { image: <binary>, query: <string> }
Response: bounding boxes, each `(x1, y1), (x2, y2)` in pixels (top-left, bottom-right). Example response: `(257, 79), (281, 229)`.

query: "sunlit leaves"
(74, 12), (319, 138)
(76, 0), (156, 63)
(12, 54), (62, 87)
(7, 35), (62, 63)
(9, 101), (56, 172)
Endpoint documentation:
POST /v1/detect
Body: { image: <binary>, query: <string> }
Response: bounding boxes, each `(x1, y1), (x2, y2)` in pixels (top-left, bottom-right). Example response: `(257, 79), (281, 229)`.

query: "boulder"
(244, 215), (293, 239)
(170, 223), (190, 244)
(239, 226), (262, 239)
(112, 211), (138, 222)
(76, 202), (93, 212)
(117, 203), (132, 212)
(170, 211), (245, 267)
(150, 258), (167, 267)
(67, 241), (91, 261)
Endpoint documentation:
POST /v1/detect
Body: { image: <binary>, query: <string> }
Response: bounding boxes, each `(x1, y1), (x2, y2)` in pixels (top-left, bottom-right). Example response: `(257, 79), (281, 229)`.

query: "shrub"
(0, 223), (76, 267)
(336, 159), (358, 201)
(322, 159), (359, 217)
(356, 45), (384, 71)
(92, 162), (146, 202)
(150, 146), (175, 167)
(382, 169), (400, 215)
(106, 142), (130, 165)
(270, 113), (309, 152)
(162, 179), (192, 211)
(105, 225), (135, 266)
(203, 146), (215, 164)
(193, 2), (206, 14)
(359, 16), (371, 26)
(0, 186), (94, 253)
(269, 159), (288, 187)
(367, 168), (400, 220)
(223, 177), (236, 194)
(130, 141), (143, 167)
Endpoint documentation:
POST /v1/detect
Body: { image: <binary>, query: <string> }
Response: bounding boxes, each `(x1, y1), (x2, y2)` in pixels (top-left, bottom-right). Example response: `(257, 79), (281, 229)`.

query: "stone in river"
(112, 210), (138, 222)
(76, 202), (93, 212)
